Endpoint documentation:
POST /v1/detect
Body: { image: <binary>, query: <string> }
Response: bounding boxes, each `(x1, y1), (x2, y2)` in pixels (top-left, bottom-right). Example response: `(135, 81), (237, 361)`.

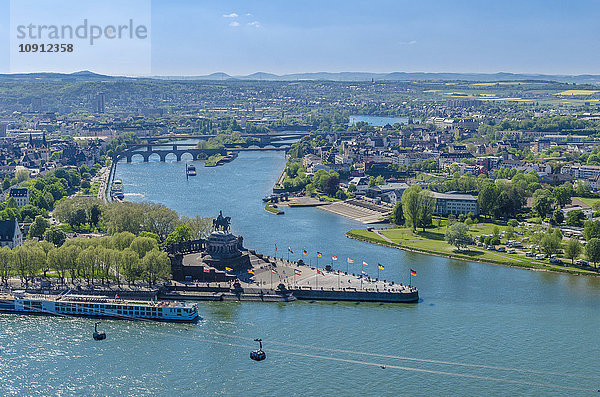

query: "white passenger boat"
(0, 291), (199, 323)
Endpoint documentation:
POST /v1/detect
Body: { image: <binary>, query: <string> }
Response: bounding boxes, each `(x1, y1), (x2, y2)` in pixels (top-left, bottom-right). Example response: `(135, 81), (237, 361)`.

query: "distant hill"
(153, 71), (600, 85)
(2, 70), (600, 85)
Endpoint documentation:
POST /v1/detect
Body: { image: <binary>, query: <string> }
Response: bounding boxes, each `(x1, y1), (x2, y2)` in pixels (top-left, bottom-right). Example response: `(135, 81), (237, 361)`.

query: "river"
(1, 151), (599, 396)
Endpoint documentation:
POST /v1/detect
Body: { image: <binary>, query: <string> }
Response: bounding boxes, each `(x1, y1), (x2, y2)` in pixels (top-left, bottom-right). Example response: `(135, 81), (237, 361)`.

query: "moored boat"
(186, 163), (197, 176)
(0, 291), (199, 323)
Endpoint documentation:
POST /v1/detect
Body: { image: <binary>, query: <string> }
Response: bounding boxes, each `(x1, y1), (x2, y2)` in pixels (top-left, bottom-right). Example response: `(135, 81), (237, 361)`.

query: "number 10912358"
(18, 43), (74, 52)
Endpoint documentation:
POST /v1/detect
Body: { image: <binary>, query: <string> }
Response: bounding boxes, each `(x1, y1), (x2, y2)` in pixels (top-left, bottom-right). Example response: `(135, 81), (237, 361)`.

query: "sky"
(1, 0), (600, 76)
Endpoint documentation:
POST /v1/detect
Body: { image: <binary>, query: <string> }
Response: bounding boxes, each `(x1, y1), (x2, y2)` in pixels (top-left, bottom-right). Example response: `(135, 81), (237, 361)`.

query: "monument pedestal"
(202, 231), (250, 271)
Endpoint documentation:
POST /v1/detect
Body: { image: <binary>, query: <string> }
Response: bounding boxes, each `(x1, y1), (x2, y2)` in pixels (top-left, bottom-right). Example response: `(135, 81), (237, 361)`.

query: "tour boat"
(111, 179), (123, 191)
(0, 291), (199, 323)
(186, 163), (197, 176)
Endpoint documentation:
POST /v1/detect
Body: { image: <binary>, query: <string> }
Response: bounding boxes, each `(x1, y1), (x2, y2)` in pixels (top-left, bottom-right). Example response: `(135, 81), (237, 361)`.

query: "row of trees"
(51, 198), (212, 245)
(0, 233), (171, 287)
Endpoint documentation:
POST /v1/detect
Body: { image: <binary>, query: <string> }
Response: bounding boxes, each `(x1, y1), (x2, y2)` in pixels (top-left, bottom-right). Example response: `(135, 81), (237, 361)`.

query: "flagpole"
(271, 266), (273, 289)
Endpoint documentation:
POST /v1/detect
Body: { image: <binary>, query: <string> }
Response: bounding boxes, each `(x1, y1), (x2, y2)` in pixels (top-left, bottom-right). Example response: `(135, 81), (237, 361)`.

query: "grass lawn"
(573, 196), (600, 208)
(347, 224), (599, 276)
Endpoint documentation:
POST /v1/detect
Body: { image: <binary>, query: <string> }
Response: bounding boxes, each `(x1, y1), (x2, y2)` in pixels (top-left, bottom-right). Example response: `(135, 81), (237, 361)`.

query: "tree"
(445, 222), (473, 251)
(130, 236), (159, 259)
(0, 246), (13, 285)
(478, 183), (498, 219)
(507, 219), (519, 228)
(44, 226), (66, 247)
(540, 229), (562, 256)
(584, 220), (600, 241)
(142, 249), (170, 285)
(165, 224), (192, 246)
(141, 203), (179, 241)
(391, 202), (404, 225)
(29, 215), (50, 239)
(324, 175), (340, 197)
(348, 184), (357, 193)
(112, 231), (136, 251)
(417, 190), (436, 232)
(550, 210), (564, 226)
(532, 189), (555, 219)
(553, 184), (572, 208)
(121, 248), (142, 287)
(565, 238), (582, 266)
(585, 238), (600, 267)
(401, 185), (421, 231)
(15, 169), (29, 183)
(565, 210), (585, 227)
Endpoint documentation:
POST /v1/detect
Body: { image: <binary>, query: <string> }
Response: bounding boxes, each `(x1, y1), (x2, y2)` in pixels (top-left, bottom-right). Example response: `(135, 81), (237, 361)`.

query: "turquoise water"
(2, 151), (599, 395)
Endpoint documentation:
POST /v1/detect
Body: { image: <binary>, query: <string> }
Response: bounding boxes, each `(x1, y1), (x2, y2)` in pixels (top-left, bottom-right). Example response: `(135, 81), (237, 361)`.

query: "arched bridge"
(117, 141), (293, 163)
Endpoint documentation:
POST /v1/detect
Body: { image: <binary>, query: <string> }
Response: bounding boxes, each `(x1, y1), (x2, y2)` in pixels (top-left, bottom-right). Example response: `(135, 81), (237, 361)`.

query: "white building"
(0, 220), (23, 248)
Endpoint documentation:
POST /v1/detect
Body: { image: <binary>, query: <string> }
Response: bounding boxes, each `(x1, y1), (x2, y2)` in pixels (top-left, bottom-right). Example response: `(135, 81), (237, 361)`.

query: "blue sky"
(2, 0), (600, 76)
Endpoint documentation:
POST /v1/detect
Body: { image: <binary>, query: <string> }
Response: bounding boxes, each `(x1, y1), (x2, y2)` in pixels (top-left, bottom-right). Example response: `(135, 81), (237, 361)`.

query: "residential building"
(9, 188), (29, 208)
(0, 219), (23, 248)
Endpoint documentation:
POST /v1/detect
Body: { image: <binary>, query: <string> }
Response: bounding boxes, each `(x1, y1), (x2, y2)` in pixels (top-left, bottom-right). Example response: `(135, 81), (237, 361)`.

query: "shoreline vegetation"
(264, 203), (284, 215)
(345, 226), (600, 277)
(204, 154), (225, 167)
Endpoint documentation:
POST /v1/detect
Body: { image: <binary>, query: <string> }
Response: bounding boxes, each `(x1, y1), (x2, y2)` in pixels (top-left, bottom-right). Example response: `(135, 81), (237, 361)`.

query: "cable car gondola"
(93, 321), (106, 341)
(250, 338), (266, 361)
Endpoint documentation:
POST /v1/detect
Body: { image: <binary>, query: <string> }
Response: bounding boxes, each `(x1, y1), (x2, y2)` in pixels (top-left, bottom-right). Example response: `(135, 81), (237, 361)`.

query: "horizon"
(2, 0), (600, 76)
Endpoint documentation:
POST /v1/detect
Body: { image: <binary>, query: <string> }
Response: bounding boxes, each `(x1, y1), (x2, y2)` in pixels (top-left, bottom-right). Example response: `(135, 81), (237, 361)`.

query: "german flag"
(317, 252), (322, 257)
(410, 269), (417, 277)
(302, 249), (308, 255)
(248, 269), (255, 275)
(378, 264), (385, 270)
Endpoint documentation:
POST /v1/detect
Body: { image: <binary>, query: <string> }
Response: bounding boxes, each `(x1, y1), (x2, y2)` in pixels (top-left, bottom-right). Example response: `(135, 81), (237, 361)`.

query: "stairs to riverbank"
(319, 199), (391, 224)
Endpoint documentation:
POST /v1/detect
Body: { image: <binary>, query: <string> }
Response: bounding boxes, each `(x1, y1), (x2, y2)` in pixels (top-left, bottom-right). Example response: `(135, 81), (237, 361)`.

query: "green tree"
(112, 231), (136, 251)
(121, 248), (142, 287)
(0, 246), (13, 285)
(532, 189), (555, 219)
(445, 222), (473, 251)
(585, 238), (600, 267)
(15, 169), (29, 183)
(165, 224), (192, 246)
(130, 236), (159, 259)
(29, 215), (50, 239)
(44, 226), (66, 247)
(540, 229), (562, 256)
(391, 202), (404, 225)
(478, 183), (498, 219)
(552, 184), (572, 208)
(401, 185), (421, 232)
(584, 220), (600, 241)
(565, 210), (585, 227)
(550, 210), (564, 225)
(565, 238), (582, 266)
(417, 189), (436, 232)
(142, 249), (171, 285)
(324, 175), (340, 197)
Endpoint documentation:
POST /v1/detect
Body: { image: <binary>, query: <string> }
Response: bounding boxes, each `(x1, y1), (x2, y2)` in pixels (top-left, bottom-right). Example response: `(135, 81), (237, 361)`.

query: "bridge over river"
(116, 140), (292, 163)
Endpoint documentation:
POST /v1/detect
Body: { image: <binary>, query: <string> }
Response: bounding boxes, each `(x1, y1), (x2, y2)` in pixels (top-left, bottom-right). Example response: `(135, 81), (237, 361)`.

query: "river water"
(2, 151), (599, 396)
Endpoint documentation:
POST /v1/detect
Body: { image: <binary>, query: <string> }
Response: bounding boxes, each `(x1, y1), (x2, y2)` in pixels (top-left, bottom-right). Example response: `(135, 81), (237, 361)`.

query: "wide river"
(2, 151), (600, 396)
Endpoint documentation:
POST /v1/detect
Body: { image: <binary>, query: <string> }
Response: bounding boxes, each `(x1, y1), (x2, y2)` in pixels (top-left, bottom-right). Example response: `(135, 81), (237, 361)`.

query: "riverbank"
(346, 227), (600, 277)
